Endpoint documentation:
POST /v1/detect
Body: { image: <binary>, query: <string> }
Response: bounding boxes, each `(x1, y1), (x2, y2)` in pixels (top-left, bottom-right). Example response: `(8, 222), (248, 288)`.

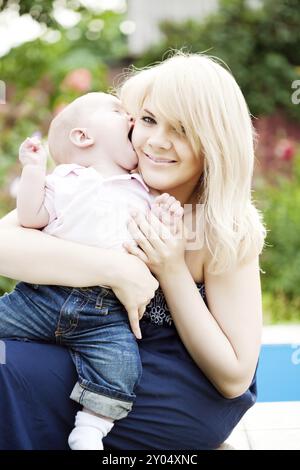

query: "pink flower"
(62, 68), (92, 93)
(274, 138), (295, 162)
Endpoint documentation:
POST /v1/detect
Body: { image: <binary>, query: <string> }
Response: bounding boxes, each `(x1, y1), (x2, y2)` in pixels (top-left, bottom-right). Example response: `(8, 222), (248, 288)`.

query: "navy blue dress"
(0, 283), (257, 450)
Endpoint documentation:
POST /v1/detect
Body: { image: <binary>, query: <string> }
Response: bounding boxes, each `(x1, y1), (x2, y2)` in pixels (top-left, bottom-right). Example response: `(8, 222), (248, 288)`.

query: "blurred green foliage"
(1, 0), (102, 28)
(257, 151), (300, 323)
(137, 0), (300, 122)
(1, 0), (56, 26)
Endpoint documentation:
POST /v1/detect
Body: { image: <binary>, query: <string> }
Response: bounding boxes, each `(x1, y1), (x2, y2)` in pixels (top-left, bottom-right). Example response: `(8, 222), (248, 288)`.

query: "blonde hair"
(117, 51), (266, 275)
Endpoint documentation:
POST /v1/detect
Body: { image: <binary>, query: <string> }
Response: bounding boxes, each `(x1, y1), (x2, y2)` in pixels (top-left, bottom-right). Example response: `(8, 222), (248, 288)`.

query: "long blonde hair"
(118, 51), (266, 274)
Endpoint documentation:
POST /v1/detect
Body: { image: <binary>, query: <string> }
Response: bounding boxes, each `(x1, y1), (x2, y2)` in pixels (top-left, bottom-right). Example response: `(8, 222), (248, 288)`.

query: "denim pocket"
(79, 302), (128, 334)
(56, 290), (87, 336)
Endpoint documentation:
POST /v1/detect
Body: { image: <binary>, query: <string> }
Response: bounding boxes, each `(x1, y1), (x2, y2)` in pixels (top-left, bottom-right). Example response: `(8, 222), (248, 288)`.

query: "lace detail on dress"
(144, 283), (207, 327)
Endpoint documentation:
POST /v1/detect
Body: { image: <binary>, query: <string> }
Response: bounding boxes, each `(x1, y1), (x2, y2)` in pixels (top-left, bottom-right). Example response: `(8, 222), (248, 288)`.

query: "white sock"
(68, 411), (114, 450)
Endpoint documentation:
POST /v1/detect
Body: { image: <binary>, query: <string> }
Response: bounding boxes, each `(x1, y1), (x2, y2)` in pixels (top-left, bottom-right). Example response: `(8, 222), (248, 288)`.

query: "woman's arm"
(125, 209), (262, 399)
(0, 209), (159, 338)
(158, 252), (262, 399)
(0, 209), (117, 286)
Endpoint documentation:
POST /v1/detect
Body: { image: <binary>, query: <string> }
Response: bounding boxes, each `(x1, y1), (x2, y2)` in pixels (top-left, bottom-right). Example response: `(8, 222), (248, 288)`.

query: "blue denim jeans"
(0, 282), (142, 420)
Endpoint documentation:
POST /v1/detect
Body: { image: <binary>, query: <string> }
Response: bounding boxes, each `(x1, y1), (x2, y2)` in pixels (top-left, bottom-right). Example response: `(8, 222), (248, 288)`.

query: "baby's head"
(48, 92), (137, 170)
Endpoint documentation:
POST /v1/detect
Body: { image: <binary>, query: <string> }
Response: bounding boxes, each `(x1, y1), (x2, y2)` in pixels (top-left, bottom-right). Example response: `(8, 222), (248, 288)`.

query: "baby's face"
(87, 94), (137, 170)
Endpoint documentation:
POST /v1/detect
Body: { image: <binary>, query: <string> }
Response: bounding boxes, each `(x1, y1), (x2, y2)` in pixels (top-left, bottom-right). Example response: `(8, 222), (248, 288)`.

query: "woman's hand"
(124, 199), (187, 280)
(110, 253), (159, 340)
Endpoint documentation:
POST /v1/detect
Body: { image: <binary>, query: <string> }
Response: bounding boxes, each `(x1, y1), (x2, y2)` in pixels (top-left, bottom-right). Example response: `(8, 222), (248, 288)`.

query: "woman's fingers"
(138, 304), (147, 320)
(127, 308), (142, 340)
(132, 210), (172, 244)
(128, 213), (168, 253)
(123, 241), (149, 263)
(126, 304), (147, 340)
(127, 217), (157, 254)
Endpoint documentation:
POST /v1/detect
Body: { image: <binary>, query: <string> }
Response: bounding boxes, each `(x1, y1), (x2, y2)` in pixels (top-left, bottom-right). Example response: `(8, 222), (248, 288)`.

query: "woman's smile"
(143, 151), (178, 165)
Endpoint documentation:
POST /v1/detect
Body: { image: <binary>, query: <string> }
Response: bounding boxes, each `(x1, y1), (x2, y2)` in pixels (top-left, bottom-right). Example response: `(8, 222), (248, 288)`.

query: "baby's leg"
(151, 193), (184, 235)
(0, 283), (57, 342)
(66, 297), (141, 451)
(68, 408), (114, 450)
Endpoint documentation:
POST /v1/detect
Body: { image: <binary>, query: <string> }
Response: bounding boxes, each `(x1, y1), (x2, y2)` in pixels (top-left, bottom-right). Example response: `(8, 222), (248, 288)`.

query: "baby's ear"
(69, 128), (94, 148)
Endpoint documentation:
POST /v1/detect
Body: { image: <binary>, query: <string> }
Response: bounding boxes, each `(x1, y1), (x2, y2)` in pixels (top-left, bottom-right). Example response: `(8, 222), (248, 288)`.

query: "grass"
(262, 292), (300, 325)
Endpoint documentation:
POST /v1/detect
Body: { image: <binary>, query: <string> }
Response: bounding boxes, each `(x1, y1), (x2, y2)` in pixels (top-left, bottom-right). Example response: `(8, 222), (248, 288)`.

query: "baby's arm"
(150, 193), (184, 235)
(17, 137), (50, 228)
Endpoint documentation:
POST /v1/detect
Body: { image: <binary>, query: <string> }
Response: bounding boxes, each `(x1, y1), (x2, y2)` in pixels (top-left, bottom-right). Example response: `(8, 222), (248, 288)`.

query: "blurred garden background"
(0, 0), (299, 324)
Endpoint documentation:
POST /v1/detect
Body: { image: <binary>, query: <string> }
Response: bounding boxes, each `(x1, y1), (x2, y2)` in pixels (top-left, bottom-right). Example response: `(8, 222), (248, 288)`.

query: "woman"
(0, 52), (266, 450)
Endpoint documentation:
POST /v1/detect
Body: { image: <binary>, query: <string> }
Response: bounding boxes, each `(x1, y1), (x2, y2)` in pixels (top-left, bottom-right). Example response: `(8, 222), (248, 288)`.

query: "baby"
(0, 92), (183, 450)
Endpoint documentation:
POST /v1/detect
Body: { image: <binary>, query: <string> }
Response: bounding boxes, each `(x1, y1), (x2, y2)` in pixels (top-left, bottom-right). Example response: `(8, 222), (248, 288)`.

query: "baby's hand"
(19, 137), (47, 169)
(150, 193), (184, 235)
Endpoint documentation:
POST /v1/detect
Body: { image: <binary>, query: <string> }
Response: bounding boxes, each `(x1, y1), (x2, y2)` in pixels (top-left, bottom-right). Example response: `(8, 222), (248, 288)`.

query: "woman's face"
(132, 97), (204, 204)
